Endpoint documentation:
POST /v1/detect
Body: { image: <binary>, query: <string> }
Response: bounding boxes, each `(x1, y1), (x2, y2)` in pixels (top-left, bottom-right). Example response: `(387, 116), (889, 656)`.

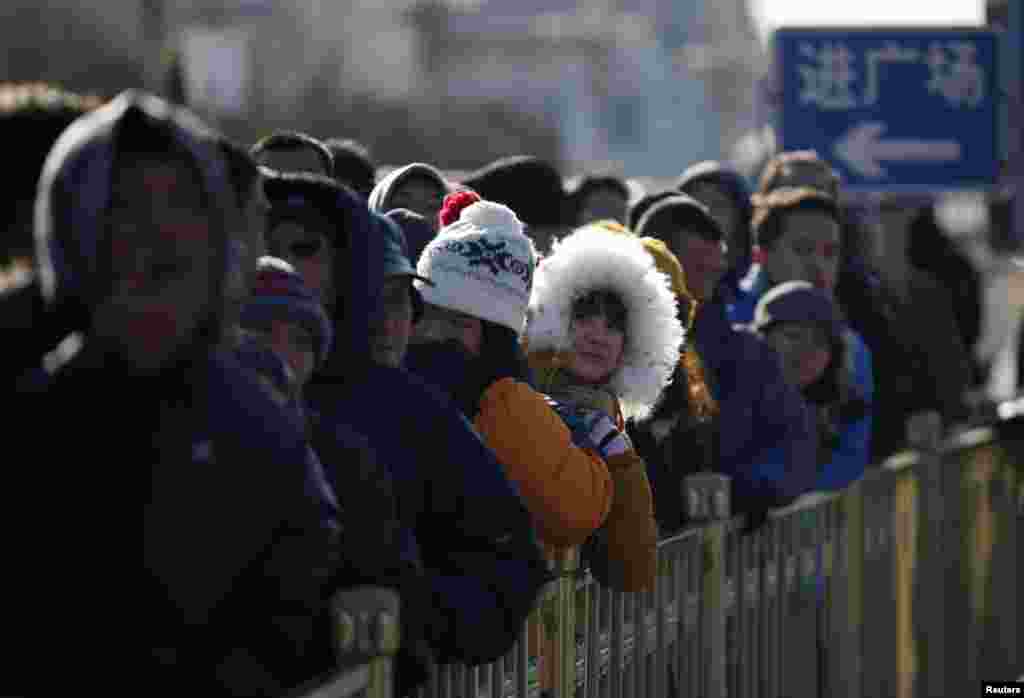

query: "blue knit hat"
(240, 256), (334, 365)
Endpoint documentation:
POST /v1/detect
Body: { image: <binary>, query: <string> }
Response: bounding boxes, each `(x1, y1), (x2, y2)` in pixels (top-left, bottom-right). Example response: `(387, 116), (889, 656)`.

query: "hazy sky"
(751, 0), (986, 42)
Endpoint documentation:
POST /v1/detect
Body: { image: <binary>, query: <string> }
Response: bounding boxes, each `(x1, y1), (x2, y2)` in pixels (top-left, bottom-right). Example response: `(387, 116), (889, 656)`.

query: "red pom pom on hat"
(439, 189), (482, 229)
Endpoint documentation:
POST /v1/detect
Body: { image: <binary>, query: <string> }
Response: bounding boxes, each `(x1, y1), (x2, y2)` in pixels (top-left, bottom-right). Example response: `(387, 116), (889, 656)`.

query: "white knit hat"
(414, 201), (537, 333)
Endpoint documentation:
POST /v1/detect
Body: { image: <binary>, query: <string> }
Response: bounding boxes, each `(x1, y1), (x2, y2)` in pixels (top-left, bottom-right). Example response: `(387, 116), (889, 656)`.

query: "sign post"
(774, 28), (1001, 193)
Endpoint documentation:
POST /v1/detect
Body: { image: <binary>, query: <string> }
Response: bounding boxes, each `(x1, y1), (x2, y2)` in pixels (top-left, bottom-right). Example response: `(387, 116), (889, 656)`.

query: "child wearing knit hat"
(240, 256), (333, 392)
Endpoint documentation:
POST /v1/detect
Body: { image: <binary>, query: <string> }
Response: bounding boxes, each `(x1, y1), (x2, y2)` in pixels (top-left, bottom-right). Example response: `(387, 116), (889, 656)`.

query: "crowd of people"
(0, 83), (986, 696)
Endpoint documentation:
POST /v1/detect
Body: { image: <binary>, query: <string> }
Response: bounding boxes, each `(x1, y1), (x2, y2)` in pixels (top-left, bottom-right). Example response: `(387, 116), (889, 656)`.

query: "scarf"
(528, 349), (623, 427)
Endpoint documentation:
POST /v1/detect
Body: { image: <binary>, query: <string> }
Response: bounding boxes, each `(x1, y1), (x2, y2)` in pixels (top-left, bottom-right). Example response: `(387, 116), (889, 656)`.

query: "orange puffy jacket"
(593, 449), (658, 592)
(525, 351), (659, 592)
(474, 378), (613, 550)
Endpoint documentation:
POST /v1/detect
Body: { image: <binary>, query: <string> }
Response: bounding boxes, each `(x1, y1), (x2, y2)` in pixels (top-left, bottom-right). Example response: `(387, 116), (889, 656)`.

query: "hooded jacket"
(367, 162), (449, 215)
(525, 222), (682, 591)
(304, 200), (550, 665)
(676, 161), (755, 296)
(14, 91), (343, 695)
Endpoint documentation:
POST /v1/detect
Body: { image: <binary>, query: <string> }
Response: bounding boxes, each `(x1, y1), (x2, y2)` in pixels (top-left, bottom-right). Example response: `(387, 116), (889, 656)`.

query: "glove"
(580, 410), (631, 459)
(548, 399), (631, 460)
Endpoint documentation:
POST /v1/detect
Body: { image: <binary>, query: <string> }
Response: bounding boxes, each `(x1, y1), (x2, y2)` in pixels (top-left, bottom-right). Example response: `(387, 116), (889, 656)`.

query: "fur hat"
(525, 222), (684, 418)
(240, 256), (333, 365)
(414, 200), (537, 333)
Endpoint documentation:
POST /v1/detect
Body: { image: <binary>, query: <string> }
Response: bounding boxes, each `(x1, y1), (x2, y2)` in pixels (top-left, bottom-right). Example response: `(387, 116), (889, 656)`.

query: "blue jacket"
(729, 266), (873, 492)
(695, 289), (818, 510)
(305, 203), (549, 666)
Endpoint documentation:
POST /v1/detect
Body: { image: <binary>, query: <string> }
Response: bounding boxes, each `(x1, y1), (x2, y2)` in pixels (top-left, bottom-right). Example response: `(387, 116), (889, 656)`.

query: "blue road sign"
(774, 28), (1000, 192)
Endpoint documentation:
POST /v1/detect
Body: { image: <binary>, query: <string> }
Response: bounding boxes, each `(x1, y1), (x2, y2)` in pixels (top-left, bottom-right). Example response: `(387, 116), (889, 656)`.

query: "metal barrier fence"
(413, 417), (1023, 698)
(298, 586), (402, 698)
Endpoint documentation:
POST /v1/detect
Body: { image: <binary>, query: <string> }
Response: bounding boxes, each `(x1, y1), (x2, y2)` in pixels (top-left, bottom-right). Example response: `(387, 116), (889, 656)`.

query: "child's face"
(243, 318), (316, 388)
(92, 154), (215, 372)
(569, 294), (627, 385)
(764, 321), (833, 389)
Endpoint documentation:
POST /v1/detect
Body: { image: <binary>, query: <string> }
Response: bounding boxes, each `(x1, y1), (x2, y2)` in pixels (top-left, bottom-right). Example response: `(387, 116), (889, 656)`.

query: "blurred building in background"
(0, 0), (764, 176)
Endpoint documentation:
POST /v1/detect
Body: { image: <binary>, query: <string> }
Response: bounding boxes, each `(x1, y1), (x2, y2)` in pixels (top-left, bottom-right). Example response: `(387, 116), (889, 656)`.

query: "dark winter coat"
(304, 200), (550, 667)
(10, 91), (346, 696)
(700, 288), (819, 511)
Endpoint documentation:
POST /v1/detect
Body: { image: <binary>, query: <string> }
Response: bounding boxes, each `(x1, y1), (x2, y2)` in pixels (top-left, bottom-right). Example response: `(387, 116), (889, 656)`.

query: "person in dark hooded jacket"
(7, 91), (348, 696)
(263, 170), (551, 670)
(3, 108), (265, 395)
(676, 160), (755, 297)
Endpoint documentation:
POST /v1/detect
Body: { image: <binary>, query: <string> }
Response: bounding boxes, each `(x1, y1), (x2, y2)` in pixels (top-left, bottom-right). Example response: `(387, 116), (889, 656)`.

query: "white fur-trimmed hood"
(525, 223), (684, 418)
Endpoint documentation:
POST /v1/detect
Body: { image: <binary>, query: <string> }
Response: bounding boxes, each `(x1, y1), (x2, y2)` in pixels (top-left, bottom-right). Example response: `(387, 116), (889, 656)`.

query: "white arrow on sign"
(833, 122), (962, 179)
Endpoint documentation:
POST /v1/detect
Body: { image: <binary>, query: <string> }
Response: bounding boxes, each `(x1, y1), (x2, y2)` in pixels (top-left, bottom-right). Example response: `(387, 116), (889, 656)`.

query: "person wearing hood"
(749, 281), (872, 491)
(524, 220), (680, 592)
(385, 208), (435, 272)
(274, 172), (552, 669)
(12, 91), (346, 695)
(368, 162), (449, 232)
(460, 155), (568, 254)
(237, 254), (428, 693)
(405, 194), (613, 551)
(676, 160), (755, 295)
